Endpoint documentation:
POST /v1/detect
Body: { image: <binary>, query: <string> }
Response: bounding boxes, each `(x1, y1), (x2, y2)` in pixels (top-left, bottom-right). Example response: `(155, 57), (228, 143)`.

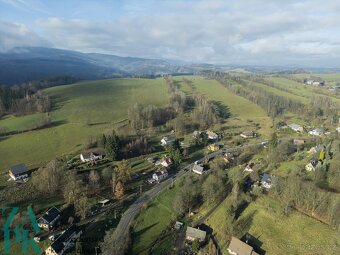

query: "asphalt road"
(112, 143), (264, 244)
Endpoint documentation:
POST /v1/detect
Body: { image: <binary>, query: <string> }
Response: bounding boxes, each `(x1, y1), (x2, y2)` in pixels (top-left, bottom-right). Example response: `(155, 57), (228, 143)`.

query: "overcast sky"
(1, 0), (340, 67)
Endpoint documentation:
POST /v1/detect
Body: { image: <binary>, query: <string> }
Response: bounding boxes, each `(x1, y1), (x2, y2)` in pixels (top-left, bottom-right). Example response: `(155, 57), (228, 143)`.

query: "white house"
(152, 168), (168, 182)
(160, 136), (176, 146)
(309, 129), (323, 136)
(206, 130), (218, 140)
(288, 123), (303, 132)
(161, 157), (173, 168)
(80, 151), (104, 162)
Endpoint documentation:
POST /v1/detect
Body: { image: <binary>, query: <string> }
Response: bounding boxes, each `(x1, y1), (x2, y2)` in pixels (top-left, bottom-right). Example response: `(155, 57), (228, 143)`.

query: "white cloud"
(0, 21), (50, 51)
(1, 0), (340, 66)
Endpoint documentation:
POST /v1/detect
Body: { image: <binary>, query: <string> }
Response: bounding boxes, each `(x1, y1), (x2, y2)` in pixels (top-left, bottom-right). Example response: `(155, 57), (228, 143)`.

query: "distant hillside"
(0, 47), (194, 85)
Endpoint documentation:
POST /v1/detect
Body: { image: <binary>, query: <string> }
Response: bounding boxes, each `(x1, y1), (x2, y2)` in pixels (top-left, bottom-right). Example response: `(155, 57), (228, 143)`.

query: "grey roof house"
(9, 163), (30, 181)
(38, 207), (61, 230)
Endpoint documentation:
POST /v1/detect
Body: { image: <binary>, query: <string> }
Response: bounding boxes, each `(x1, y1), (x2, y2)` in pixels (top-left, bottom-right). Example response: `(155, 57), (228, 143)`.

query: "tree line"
(0, 76), (78, 117)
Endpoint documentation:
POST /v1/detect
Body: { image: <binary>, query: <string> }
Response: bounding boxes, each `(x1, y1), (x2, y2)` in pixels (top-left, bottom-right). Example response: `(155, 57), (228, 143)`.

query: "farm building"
(9, 163), (30, 181)
(227, 236), (259, 255)
(38, 207), (61, 231)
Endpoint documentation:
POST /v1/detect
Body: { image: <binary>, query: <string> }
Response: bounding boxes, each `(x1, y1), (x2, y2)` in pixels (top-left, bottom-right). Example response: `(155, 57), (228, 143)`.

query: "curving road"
(113, 143), (264, 243)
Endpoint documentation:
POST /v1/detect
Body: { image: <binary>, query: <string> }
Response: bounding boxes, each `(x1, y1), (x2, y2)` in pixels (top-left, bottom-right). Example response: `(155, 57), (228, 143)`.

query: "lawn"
(131, 185), (179, 255)
(265, 77), (340, 104)
(0, 78), (169, 171)
(246, 80), (308, 104)
(206, 196), (340, 255)
(0, 113), (46, 133)
(174, 76), (273, 137)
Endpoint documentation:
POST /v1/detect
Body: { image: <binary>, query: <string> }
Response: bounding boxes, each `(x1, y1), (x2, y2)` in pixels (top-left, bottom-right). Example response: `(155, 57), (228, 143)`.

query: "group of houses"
(193, 130), (219, 140)
(149, 156), (173, 183)
(305, 79), (325, 86)
(185, 225), (259, 255)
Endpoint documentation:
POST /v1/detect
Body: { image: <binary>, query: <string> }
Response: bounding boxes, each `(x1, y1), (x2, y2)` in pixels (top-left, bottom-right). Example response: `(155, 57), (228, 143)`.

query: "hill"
(0, 78), (169, 171)
(0, 47), (194, 85)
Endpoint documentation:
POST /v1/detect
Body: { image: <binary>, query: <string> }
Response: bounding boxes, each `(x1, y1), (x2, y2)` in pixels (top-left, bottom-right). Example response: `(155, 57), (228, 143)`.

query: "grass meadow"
(131, 185), (178, 255)
(0, 78), (169, 171)
(174, 76), (273, 137)
(206, 196), (340, 255)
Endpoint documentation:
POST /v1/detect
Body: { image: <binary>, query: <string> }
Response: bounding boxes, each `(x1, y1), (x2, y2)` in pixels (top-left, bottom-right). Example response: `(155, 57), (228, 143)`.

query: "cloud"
(0, 21), (51, 52)
(1, 0), (340, 66)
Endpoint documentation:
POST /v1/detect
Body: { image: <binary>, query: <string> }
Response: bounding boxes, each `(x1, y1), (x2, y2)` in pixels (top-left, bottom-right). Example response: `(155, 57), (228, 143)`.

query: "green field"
(0, 78), (169, 171)
(175, 76), (273, 137)
(132, 185), (178, 254)
(206, 196), (340, 255)
(0, 113), (46, 133)
(265, 77), (340, 104)
(246, 80), (308, 104)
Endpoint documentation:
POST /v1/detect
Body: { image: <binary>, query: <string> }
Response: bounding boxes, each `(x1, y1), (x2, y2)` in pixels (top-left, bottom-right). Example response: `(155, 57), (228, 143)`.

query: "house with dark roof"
(228, 236), (259, 255)
(38, 207), (61, 230)
(186, 227), (206, 243)
(45, 225), (82, 255)
(9, 163), (30, 181)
